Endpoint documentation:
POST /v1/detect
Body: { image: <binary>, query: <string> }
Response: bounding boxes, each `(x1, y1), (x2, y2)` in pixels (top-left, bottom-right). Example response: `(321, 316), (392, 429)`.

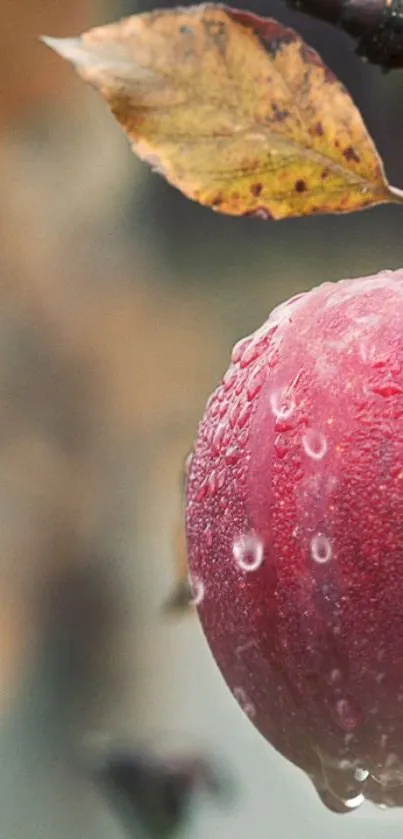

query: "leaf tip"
(40, 35), (94, 70)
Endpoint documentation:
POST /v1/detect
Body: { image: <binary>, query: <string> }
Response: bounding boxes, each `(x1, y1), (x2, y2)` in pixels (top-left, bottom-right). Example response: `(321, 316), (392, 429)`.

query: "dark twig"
(286, 0), (403, 70)
(94, 749), (230, 838)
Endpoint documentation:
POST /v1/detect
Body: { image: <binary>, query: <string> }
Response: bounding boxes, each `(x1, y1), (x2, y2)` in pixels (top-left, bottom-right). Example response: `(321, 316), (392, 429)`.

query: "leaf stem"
(388, 184), (403, 204)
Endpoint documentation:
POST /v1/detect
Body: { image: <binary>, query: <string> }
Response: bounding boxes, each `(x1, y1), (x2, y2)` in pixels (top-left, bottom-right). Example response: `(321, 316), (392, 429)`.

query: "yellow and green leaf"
(43, 4), (403, 220)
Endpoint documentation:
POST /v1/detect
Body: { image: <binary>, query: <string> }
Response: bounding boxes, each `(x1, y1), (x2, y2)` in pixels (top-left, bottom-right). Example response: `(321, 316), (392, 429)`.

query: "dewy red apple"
(186, 269), (403, 813)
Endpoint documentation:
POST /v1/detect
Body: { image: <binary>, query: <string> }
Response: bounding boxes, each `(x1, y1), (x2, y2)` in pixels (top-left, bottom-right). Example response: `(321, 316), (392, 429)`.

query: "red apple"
(186, 269), (403, 812)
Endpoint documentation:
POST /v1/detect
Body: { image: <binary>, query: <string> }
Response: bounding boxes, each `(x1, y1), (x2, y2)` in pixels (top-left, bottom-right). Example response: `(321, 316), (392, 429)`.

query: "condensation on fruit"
(269, 387), (296, 421)
(233, 533), (264, 571)
(315, 750), (369, 812)
(334, 698), (360, 731)
(186, 269), (403, 814)
(188, 574), (204, 607)
(302, 429), (328, 460)
(233, 686), (256, 719)
(310, 533), (332, 564)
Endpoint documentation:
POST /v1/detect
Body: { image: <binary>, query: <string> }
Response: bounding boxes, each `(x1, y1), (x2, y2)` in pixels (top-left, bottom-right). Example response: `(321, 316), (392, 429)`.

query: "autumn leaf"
(42, 4), (403, 220)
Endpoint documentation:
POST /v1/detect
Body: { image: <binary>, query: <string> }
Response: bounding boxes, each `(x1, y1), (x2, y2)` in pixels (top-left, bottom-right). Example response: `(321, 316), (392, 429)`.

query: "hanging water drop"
(343, 793), (365, 810)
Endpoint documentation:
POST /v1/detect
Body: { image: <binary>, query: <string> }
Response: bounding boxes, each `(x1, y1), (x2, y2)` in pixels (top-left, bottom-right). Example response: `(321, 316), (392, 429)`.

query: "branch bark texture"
(286, 0), (403, 69)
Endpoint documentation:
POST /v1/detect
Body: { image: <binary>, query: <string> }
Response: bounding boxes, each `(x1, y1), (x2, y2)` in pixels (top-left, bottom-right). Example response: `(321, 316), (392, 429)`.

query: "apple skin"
(185, 269), (403, 812)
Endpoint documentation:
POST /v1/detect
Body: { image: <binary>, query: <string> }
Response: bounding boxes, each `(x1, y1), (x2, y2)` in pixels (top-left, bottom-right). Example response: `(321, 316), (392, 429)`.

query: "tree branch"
(286, 0), (403, 70)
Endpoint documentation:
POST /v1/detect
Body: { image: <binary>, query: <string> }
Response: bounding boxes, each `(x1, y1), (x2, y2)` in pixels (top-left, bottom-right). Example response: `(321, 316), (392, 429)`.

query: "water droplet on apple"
(371, 382), (403, 398)
(224, 446), (239, 465)
(212, 421), (227, 455)
(233, 533), (264, 571)
(270, 388), (296, 421)
(329, 668), (342, 685)
(247, 368), (264, 400)
(343, 793), (365, 810)
(240, 341), (259, 368)
(237, 401), (251, 429)
(207, 471), (217, 496)
(334, 698), (359, 731)
(231, 337), (251, 364)
(311, 533), (332, 564)
(204, 524), (213, 548)
(233, 686), (256, 718)
(189, 576), (204, 606)
(302, 429), (328, 460)
(196, 481), (208, 502)
(223, 367), (237, 391)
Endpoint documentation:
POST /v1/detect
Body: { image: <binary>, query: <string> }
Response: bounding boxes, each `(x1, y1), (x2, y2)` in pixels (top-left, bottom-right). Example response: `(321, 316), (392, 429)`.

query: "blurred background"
(2, 1), (403, 837)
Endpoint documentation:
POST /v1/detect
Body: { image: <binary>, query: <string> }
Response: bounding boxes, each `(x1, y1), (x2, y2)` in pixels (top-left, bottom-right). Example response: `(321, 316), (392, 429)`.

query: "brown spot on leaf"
(203, 19), (227, 53)
(272, 103), (289, 121)
(321, 169), (329, 179)
(264, 38), (288, 58)
(212, 194), (223, 207)
(250, 183), (263, 197)
(295, 179), (307, 193)
(299, 43), (336, 82)
(343, 146), (360, 163)
(229, 11), (296, 59)
(229, 11), (292, 42)
(314, 122), (324, 136)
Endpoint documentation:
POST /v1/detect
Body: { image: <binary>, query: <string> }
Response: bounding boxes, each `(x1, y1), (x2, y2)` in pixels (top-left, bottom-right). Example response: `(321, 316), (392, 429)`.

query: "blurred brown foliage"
(0, 0), (227, 722)
(0, 0), (97, 125)
(2, 3), (403, 839)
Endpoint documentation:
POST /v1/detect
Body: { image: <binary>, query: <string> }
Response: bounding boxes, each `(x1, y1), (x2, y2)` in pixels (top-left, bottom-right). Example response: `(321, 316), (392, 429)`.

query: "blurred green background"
(2, 0), (403, 837)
